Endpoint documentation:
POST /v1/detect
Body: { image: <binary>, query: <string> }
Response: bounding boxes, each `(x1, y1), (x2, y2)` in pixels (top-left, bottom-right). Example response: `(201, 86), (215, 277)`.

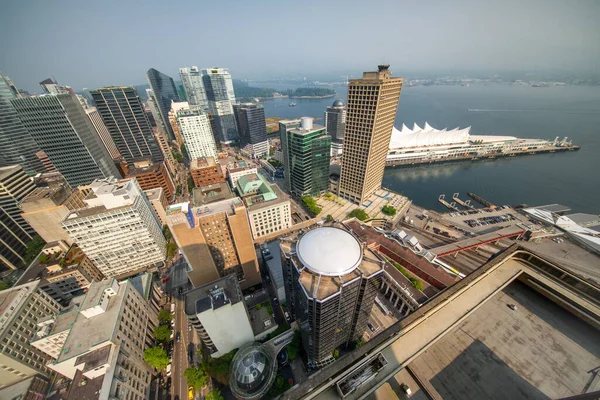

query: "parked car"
(368, 323), (376, 333)
(176, 332), (181, 342)
(188, 386), (194, 400)
(284, 311), (291, 322)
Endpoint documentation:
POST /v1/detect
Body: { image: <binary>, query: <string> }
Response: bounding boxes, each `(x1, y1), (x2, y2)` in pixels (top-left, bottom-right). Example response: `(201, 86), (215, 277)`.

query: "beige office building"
(0, 281), (62, 388)
(338, 65), (403, 204)
(166, 199), (260, 290)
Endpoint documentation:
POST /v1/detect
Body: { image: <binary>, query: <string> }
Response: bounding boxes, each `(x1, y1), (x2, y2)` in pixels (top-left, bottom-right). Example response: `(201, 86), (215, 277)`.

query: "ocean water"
(256, 82), (600, 214)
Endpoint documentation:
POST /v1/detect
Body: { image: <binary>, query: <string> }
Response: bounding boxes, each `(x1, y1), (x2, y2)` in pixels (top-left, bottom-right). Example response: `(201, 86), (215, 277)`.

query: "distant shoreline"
(289, 94), (336, 99)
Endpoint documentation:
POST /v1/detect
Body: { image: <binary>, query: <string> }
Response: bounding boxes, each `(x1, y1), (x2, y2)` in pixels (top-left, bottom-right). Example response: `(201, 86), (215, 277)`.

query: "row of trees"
(143, 310), (174, 370)
(386, 258), (425, 291)
(301, 196), (322, 215)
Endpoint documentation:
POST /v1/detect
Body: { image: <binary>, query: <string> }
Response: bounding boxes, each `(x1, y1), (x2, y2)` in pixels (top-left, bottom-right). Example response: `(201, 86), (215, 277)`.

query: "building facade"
(190, 157), (225, 187)
(0, 72), (44, 175)
(235, 173), (291, 240)
(144, 187), (168, 226)
(11, 93), (120, 187)
(166, 199), (260, 290)
(338, 65), (403, 204)
(146, 68), (180, 140)
(61, 178), (166, 278)
(325, 99), (346, 156)
(0, 165), (36, 270)
(176, 107), (219, 160)
(280, 118), (331, 197)
(184, 275), (254, 357)
(281, 226), (383, 367)
(125, 159), (175, 201)
(179, 66), (208, 110)
(0, 280), (62, 388)
(233, 103), (269, 158)
(168, 101), (189, 147)
(85, 106), (121, 159)
(202, 68), (237, 143)
(226, 166), (258, 188)
(91, 87), (163, 164)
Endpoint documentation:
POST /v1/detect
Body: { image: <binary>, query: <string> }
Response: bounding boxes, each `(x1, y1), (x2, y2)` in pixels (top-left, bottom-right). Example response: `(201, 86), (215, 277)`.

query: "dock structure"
(467, 192), (495, 208)
(438, 194), (459, 211)
(452, 193), (474, 209)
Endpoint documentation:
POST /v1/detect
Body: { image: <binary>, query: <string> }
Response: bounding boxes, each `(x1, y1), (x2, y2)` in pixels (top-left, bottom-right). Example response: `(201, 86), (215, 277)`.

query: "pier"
(438, 194), (460, 211)
(386, 144), (580, 167)
(452, 193), (474, 209)
(467, 192), (495, 208)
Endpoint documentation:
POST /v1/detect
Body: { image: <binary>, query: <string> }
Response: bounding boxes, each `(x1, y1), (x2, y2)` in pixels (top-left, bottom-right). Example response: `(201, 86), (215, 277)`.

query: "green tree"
(301, 196), (321, 215)
(349, 208), (369, 221)
(175, 185), (182, 196)
(187, 174), (195, 192)
(275, 376), (285, 389)
(287, 330), (302, 361)
(184, 366), (208, 391)
(143, 346), (170, 370)
(205, 389), (224, 400)
(199, 349), (238, 384)
(173, 152), (183, 163)
(387, 257), (425, 291)
(411, 278), (425, 291)
(166, 242), (178, 258)
(38, 254), (50, 264)
(24, 235), (46, 265)
(154, 325), (171, 343)
(355, 338), (365, 349)
(0, 280), (10, 291)
(158, 309), (173, 324)
(180, 143), (187, 157)
(381, 205), (397, 216)
(325, 214), (334, 222)
(269, 147), (275, 156)
(163, 225), (173, 241)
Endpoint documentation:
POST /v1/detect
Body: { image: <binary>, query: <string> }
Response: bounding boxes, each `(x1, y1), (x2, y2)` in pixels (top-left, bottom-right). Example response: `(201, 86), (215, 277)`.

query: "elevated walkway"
(431, 225), (526, 257)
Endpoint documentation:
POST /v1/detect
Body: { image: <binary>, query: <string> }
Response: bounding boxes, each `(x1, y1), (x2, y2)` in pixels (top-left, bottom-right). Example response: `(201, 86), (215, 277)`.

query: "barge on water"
(385, 123), (579, 167)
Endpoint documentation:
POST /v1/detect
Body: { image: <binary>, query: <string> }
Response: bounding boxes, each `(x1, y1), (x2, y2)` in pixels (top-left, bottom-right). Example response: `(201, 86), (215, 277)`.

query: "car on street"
(188, 386), (194, 400)
(284, 311), (291, 322)
(166, 364), (172, 376)
(176, 332), (181, 342)
(368, 323), (376, 332)
(273, 297), (279, 305)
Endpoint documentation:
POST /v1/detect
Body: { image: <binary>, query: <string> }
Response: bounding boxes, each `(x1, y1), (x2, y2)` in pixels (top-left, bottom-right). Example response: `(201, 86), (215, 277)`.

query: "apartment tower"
(338, 65), (402, 204)
(325, 99), (346, 156)
(179, 66), (208, 110)
(202, 68), (238, 143)
(176, 107), (219, 160)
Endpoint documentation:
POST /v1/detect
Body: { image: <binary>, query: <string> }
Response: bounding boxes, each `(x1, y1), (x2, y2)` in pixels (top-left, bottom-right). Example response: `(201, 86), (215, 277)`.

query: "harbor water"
(256, 82), (600, 214)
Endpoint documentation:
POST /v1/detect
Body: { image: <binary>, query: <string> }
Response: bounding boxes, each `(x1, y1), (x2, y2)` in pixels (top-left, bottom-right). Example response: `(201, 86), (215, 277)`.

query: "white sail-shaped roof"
(389, 122), (471, 149)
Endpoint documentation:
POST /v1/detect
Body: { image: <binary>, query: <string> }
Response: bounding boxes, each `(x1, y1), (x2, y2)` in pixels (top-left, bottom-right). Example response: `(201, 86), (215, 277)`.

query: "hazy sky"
(1, 0), (599, 92)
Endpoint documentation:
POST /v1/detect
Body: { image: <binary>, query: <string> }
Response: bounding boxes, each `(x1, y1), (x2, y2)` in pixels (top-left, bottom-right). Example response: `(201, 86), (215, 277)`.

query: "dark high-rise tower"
(146, 68), (180, 139)
(0, 72), (44, 175)
(91, 87), (163, 164)
(233, 103), (269, 158)
(281, 226), (383, 367)
(325, 99), (346, 156)
(11, 93), (120, 187)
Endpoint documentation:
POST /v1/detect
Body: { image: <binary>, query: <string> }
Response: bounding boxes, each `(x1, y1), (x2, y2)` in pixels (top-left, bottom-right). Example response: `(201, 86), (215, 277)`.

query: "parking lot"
(440, 206), (531, 233)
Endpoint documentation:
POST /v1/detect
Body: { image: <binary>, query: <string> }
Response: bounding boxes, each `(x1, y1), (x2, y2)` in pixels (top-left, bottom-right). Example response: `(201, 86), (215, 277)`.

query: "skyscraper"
(0, 72), (44, 175)
(280, 118), (331, 197)
(325, 99), (346, 156)
(0, 165), (36, 270)
(11, 93), (120, 187)
(61, 178), (166, 278)
(91, 87), (163, 164)
(180, 66), (208, 110)
(146, 68), (180, 139)
(202, 68), (238, 143)
(338, 65), (403, 204)
(85, 106), (121, 159)
(233, 103), (269, 158)
(176, 107), (219, 160)
(281, 225), (383, 367)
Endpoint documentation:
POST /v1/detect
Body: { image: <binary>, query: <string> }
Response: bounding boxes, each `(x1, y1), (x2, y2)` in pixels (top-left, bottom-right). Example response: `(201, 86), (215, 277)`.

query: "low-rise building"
(184, 275), (254, 357)
(19, 185), (87, 245)
(235, 173), (291, 240)
(226, 165), (258, 188)
(0, 281), (62, 388)
(125, 159), (175, 201)
(190, 157), (225, 187)
(144, 187), (168, 225)
(191, 182), (234, 207)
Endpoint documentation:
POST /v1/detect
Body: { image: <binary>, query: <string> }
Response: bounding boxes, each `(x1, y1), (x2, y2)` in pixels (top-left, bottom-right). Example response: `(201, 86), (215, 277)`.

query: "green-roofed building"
(235, 173), (292, 240)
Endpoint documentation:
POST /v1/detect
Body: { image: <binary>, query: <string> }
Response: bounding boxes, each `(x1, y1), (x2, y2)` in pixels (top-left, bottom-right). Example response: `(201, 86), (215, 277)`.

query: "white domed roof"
(296, 227), (362, 276)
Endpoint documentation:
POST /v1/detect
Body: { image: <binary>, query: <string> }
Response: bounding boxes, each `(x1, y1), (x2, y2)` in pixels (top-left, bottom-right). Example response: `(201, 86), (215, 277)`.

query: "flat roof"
(565, 213), (600, 226)
(192, 182), (233, 206)
(297, 227), (363, 276)
(536, 203), (571, 214)
(144, 187), (163, 201)
(184, 275), (241, 316)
